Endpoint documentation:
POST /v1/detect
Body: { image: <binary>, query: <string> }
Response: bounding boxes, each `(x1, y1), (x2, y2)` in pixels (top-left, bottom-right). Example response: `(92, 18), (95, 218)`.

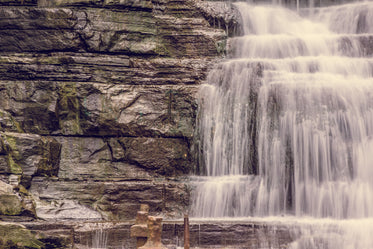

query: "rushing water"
(91, 228), (108, 249)
(193, 1), (373, 248)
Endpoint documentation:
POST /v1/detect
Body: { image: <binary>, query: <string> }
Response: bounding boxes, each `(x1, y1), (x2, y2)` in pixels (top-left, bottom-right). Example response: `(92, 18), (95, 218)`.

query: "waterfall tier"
(193, 1), (373, 220)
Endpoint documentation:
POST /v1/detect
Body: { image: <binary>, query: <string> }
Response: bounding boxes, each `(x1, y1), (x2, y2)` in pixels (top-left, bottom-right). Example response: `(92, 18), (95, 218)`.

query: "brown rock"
(139, 216), (167, 249)
(0, 194), (22, 215)
(135, 211), (149, 225)
(131, 224), (148, 238)
(131, 223), (148, 248)
(140, 204), (150, 212)
(131, 204), (150, 248)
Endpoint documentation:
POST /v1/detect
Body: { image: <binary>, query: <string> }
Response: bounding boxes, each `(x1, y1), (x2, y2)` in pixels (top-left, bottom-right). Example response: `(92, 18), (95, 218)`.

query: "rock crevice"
(0, 0), (241, 224)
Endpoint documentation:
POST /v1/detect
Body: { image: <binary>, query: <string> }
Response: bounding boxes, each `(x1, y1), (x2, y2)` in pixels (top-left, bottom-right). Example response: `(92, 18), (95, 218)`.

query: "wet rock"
(109, 137), (191, 176)
(161, 222), (294, 249)
(30, 177), (189, 220)
(196, 1), (243, 37)
(358, 35), (373, 56)
(20, 219), (296, 249)
(72, 222), (134, 248)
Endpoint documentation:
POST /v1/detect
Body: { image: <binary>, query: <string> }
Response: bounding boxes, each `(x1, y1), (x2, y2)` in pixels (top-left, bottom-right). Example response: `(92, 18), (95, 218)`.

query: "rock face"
(0, 0), (239, 224)
(21, 220), (294, 249)
(0, 222), (45, 249)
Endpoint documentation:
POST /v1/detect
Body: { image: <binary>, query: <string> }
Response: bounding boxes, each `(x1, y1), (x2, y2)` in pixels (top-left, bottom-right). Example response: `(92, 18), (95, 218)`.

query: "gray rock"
(196, 1), (243, 37)
(0, 132), (61, 181)
(0, 0), (37, 5)
(0, 0), (235, 226)
(0, 81), (198, 137)
(109, 137), (191, 176)
(30, 177), (190, 220)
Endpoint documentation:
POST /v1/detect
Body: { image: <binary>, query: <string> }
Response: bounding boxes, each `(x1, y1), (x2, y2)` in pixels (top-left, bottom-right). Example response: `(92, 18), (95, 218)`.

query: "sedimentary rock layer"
(0, 0), (239, 222)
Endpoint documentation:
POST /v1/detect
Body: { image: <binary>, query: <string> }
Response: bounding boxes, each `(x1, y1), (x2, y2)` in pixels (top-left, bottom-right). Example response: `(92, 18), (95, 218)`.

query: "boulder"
(0, 194), (22, 216)
(0, 222), (45, 248)
(0, 132), (61, 182)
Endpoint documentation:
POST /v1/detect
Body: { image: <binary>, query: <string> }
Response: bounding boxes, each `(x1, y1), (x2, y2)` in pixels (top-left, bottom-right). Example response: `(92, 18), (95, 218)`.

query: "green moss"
(0, 195), (22, 216)
(0, 110), (25, 133)
(8, 155), (22, 175)
(5, 136), (18, 155)
(216, 39), (227, 55)
(126, 13), (156, 34)
(56, 84), (83, 134)
(18, 185), (29, 196)
(34, 56), (60, 65)
(0, 222), (45, 249)
(155, 42), (171, 56)
(0, 135), (21, 174)
(13, 121), (24, 133)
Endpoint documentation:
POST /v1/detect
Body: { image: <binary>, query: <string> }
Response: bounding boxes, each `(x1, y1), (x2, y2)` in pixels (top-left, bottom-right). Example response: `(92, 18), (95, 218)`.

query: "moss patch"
(8, 155), (22, 175)
(0, 222), (45, 249)
(56, 84), (83, 134)
(0, 195), (22, 215)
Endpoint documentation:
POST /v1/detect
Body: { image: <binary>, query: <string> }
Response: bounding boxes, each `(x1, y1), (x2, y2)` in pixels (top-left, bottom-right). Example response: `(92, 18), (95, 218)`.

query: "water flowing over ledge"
(192, 1), (373, 248)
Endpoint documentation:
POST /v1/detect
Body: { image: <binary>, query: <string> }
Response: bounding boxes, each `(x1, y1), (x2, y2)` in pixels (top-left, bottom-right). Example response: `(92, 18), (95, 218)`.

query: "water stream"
(193, 1), (373, 248)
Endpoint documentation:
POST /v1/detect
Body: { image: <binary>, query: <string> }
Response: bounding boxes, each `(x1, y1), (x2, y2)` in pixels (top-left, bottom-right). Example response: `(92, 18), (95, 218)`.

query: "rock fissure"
(0, 0), (242, 246)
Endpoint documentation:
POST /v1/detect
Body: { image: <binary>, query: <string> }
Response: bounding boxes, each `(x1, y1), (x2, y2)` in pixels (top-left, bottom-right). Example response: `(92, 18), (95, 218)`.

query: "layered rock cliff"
(0, 0), (241, 227)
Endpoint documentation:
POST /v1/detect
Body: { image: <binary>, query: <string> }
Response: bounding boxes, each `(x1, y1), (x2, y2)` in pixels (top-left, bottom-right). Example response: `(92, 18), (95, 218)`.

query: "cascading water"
(91, 228), (108, 249)
(193, 1), (373, 248)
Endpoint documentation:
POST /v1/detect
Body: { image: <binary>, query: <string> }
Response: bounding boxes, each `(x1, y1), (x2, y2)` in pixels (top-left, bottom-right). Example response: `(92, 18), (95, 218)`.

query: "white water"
(193, 1), (373, 248)
(91, 228), (108, 249)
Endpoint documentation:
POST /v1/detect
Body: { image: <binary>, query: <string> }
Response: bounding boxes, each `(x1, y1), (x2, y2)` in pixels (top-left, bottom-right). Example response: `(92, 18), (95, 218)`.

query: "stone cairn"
(131, 204), (167, 249)
(131, 204), (191, 249)
(130, 204), (150, 248)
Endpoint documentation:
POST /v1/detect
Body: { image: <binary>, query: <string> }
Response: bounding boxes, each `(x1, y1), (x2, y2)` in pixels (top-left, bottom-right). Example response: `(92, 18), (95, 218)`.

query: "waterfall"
(91, 228), (108, 249)
(193, 1), (373, 244)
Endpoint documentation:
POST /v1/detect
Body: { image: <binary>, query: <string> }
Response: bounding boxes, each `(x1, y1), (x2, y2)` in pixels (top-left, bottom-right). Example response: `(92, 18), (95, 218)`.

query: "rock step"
(21, 220), (294, 249)
(229, 34), (373, 58)
(0, 53), (210, 84)
(0, 6), (226, 58)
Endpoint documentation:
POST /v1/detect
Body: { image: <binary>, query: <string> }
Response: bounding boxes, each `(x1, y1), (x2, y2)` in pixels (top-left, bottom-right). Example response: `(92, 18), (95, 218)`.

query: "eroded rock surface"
(0, 0), (240, 224)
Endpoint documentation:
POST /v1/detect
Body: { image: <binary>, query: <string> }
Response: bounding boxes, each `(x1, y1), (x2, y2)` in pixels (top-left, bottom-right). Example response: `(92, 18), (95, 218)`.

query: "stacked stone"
(131, 204), (167, 249)
(131, 204), (150, 248)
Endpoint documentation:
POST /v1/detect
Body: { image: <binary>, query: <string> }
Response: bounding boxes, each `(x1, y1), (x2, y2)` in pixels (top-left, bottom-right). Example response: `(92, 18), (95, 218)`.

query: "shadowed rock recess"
(0, 0), (240, 241)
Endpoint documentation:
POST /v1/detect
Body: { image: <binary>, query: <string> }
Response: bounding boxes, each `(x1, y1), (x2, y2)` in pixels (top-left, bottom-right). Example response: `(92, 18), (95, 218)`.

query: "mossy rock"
(0, 194), (22, 216)
(56, 84), (83, 134)
(8, 155), (23, 175)
(0, 222), (44, 249)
